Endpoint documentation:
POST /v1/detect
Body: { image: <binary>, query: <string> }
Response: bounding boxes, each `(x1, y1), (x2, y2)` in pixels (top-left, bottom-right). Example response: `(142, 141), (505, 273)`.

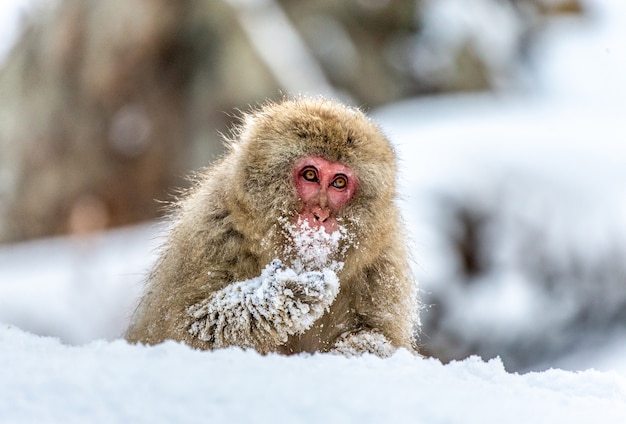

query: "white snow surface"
(2, 0), (626, 422)
(2, 325), (626, 424)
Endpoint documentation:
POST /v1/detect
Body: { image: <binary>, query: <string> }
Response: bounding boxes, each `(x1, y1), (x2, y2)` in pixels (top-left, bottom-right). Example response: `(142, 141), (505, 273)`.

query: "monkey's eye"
(302, 168), (318, 182)
(331, 175), (348, 189)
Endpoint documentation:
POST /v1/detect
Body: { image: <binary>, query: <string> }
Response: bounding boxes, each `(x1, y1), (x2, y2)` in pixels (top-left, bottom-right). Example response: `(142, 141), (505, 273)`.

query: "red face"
(293, 156), (357, 233)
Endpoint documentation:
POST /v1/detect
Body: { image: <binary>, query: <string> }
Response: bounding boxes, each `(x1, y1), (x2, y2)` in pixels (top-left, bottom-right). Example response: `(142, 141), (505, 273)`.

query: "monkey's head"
(229, 97), (398, 266)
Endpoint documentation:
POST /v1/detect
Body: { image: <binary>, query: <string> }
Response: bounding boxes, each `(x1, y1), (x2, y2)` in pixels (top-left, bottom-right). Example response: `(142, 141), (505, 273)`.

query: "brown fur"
(125, 97), (418, 355)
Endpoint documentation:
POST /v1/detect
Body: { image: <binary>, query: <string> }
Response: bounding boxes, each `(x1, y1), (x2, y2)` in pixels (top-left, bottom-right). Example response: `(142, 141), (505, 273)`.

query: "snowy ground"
(2, 0), (626, 422)
(2, 325), (626, 424)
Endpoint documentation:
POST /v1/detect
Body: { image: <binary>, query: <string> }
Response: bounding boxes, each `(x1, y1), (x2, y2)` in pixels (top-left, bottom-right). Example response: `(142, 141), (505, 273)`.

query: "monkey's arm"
(329, 248), (417, 358)
(187, 260), (339, 352)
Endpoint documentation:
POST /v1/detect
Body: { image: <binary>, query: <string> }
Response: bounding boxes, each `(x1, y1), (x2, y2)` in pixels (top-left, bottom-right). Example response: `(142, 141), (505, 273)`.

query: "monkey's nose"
(313, 208), (330, 222)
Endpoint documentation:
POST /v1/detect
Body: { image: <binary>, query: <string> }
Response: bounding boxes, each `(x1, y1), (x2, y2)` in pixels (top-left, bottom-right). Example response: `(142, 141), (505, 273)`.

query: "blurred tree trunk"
(280, 0), (420, 105)
(0, 0), (193, 241)
(0, 0), (282, 243)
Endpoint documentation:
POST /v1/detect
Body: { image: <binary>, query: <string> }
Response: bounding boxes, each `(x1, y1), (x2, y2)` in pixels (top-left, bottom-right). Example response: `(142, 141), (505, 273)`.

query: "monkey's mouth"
(297, 210), (338, 234)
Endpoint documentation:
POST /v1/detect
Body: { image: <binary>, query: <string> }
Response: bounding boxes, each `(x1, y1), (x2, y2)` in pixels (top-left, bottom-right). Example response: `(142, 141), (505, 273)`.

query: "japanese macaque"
(125, 97), (419, 357)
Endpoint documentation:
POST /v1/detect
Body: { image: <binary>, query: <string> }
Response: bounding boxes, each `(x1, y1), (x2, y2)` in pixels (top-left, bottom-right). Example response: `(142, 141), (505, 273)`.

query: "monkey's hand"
(187, 259), (339, 351)
(330, 330), (396, 358)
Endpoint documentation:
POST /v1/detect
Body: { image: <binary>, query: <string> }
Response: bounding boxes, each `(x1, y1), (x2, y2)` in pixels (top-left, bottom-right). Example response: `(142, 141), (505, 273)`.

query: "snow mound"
(1, 325), (625, 423)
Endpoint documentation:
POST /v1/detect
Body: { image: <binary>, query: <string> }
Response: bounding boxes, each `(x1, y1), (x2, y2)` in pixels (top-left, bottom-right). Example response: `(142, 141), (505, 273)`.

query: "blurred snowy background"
(1, 0), (625, 374)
